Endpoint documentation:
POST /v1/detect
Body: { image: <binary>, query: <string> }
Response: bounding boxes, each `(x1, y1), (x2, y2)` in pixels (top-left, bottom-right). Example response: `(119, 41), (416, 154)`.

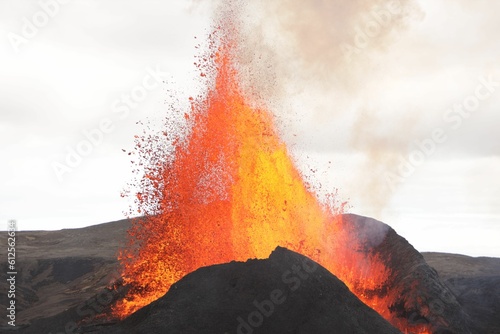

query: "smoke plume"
(191, 0), (425, 213)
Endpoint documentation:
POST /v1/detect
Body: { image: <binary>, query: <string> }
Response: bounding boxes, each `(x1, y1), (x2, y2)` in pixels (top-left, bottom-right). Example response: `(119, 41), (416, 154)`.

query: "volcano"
(106, 214), (472, 334)
(99, 246), (402, 334)
(92, 18), (485, 333)
(7, 214), (500, 334)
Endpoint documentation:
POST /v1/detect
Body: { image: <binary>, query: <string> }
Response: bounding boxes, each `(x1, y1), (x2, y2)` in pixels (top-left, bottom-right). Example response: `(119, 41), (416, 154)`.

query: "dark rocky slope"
(340, 214), (473, 333)
(0, 218), (131, 330)
(423, 252), (500, 333)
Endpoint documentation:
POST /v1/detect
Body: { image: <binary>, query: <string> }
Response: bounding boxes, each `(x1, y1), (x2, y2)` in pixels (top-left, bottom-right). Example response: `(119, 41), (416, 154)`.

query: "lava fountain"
(111, 24), (431, 334)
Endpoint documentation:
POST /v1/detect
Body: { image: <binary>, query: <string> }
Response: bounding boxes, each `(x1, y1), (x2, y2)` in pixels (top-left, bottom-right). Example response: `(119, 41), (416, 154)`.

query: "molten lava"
(111, 27), (431, 334)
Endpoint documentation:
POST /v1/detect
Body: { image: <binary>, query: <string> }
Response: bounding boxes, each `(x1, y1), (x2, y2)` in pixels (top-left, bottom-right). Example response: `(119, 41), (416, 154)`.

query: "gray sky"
(1, 0), (499, 257)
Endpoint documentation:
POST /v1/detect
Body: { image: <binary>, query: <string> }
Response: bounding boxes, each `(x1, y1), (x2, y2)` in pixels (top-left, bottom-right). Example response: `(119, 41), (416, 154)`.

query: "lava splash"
(111, 25), (430, 334)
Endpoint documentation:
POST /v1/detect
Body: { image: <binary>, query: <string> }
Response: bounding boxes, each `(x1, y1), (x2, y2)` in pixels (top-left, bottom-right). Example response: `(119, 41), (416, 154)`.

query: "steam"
(352, 214), (391, 249)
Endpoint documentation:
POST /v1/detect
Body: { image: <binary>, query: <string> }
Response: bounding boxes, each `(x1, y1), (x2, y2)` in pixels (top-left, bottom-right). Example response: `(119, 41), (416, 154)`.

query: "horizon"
(8, 214), (500, 259)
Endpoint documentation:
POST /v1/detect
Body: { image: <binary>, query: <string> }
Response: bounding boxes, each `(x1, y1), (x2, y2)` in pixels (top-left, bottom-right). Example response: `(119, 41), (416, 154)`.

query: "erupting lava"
(111, 25), (431, 334)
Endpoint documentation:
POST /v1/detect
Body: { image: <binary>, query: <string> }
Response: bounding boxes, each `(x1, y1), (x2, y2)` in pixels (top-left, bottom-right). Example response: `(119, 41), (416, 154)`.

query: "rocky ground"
(423, 252), (500, 333)
(0, 215), (498, 333)
(0, 218), (131, 332)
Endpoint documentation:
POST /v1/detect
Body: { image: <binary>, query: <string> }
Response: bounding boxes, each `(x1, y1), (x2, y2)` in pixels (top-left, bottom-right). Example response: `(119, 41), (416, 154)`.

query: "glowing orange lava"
(111, 28), (431, 334)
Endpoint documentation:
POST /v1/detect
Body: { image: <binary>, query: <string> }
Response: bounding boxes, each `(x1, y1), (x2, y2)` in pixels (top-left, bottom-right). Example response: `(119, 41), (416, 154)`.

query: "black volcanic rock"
(102, 246), (401, 334)
(341, 214), (473, 333)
